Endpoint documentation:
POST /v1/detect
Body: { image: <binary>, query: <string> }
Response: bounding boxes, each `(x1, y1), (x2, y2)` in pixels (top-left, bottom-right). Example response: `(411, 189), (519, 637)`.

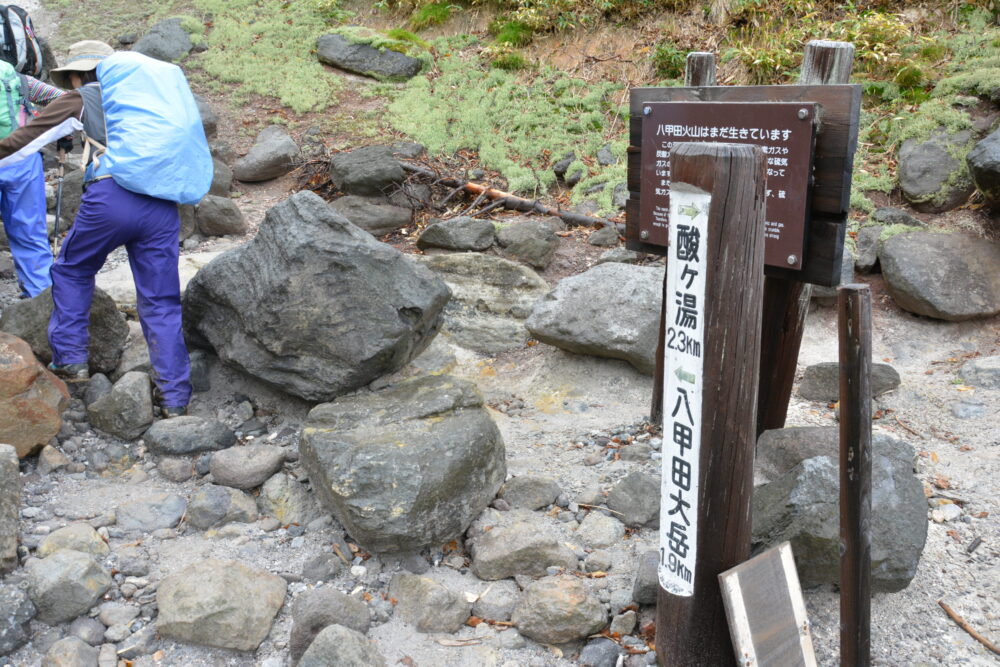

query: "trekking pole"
(52, 147), (65, 258)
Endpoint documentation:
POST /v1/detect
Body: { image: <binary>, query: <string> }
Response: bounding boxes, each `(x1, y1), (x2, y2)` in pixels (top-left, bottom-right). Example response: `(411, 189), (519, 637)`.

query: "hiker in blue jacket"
(0, 41), (212, 418)
(0, 63), (65, 297)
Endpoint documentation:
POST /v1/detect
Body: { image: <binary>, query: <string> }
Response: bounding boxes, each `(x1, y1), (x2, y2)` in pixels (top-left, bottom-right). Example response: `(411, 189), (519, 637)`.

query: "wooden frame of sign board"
(626, 84), (862, 288)
(718, 542), (817, 667)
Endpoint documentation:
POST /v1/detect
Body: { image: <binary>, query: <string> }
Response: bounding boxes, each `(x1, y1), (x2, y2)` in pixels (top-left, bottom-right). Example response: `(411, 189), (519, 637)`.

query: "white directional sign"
(658, 183), (710, 597)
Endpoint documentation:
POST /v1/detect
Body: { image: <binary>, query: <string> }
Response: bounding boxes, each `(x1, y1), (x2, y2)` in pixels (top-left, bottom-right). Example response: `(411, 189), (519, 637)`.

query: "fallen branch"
(938, 599), (1000, 656)
(400, 161), (618, 230)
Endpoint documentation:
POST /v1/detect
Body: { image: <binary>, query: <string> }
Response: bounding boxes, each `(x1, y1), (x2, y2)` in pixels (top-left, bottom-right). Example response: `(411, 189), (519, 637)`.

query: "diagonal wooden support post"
(755, 40), (856, 438)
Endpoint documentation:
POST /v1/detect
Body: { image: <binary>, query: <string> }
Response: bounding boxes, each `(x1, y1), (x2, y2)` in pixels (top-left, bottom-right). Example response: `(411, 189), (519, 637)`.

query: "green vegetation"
(652, 43), (686, 80)
(389, 43), (622, 199)
(410, 2), (456, 30)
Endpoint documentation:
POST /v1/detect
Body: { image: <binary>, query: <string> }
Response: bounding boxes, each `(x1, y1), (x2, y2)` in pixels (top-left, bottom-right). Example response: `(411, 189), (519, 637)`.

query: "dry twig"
(938, 600), (1000, 656)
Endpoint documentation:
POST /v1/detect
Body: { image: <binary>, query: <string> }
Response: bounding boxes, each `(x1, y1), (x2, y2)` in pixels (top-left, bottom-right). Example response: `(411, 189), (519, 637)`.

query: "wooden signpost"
(633, 41), (861, 425)
(631, 41), (868, 666)
(655, 142), (766, 666)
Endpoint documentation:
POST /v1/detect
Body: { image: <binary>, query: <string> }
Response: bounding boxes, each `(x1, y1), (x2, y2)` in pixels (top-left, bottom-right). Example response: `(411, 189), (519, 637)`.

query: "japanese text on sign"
(639, 102), (815, 269)
(659, 183), (709, 597)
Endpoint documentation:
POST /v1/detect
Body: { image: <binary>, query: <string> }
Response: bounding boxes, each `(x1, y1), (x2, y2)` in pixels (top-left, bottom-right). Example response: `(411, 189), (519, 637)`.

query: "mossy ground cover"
(389, 38), (625, 204)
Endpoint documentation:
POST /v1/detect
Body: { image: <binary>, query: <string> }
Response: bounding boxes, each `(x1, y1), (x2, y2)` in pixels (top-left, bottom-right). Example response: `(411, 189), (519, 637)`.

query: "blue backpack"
(86, 52), (211, 205)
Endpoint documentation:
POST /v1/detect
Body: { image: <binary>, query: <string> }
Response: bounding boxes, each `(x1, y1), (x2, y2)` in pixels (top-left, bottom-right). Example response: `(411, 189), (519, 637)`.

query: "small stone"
(470, 520), (579, 580)
(43, 636), (99, 667)
(97, 644), (116, 667)
(511, 575), (607, 644)
(575, 512), (625, 549)
(389, 573), (471, 633)
(499, 475), (562, 510)
(257, 471), (318, 525)
(83, 373), (113, 407)
(103, 622), (132, 643)
(575, 485), (604, 507)
(209, 444), (285, 490)
(588, 225), (619, 247)
(37, 523), (110, 558)
(298, 624), (387, 667)
(950, 399), (986, 419)
(960, 356), (1000, 389)
(289, 586), (372, 662)
(607, 472), (659, 528)
(632, 550), (659, 605)
(37, 445), (70, 474)
(26, 550), (112, 624)
(187, 484), (258, 530)
(579, 637), (622, 667)
(472, 579), (521, 622)
(584, 550), (612, 573)
(98, 602), (140, 627)
(69, 616), (107, 646)
(610, 609), (637, 636)
(115, 625), (158, 659)
(619, 443), (651, 461)
(157, 559), (287, 651)
(143, 416), (236, 456)
(157, 456), (193, 482)
(116, 494), (187, 532)
(86, 371), (154, 440)
(301, 553), (344, 581)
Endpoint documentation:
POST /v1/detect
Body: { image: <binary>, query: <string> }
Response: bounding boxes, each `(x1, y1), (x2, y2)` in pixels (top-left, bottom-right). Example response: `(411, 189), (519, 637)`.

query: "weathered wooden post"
(838, 283), (872, 667)
(755, 40), (856, 438)
(655, 142), (766, 666)
(651, 52), (717, 425)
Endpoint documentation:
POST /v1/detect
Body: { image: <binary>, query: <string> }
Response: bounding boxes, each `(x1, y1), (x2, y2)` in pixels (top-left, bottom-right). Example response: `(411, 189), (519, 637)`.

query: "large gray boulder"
(26, 550), (112, 624)
(881, 232), (1000, 321)
(416, 253), (550, 354)
(0, 445), (19, 575)
(232, 125), (300, 183)
(511, 576), (606, 644)
(966, 127), (1000, 206)
(317, 33), (422, 82)
(299, 625), (387, 667)
(752, 454), (926, 591)
(0, 287), (128, 374)
(329, 195), (411, 236)
(526, 263), (663, 374)
(183, 191), (450, 401)
(898, 129), (975, 212)
(157, 559), (287, 651)
(755, 426), (915, 485)
(329, 145), (405, 197)
(299, 374), (506, 552)
(132, 18), (192, 62)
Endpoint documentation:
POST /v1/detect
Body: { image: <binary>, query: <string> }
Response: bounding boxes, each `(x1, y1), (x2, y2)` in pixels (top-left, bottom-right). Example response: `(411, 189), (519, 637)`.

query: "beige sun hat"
(50, 40), (114, 89)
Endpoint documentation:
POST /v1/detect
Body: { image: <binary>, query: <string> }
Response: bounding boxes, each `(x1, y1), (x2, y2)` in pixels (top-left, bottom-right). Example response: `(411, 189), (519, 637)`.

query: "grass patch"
(410, 2), (455, 31)
(189, 0), (346, 113)
(388, 41), (623, 200)
(490, 20), (534, 47)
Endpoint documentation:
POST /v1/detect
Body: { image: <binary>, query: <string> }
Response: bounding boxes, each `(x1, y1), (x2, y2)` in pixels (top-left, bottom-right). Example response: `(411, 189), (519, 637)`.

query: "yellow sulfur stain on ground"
(533, 387), (575, 414)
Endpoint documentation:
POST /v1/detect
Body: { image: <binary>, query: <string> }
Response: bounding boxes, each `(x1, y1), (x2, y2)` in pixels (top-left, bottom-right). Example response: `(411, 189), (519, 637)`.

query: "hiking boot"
(161, 405), (188, 419)
(47, 362), (89, 382)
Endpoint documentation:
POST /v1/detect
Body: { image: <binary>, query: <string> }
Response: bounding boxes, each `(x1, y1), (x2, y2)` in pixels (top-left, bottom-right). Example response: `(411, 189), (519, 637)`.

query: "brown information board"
(639, 102), (816, 270)
(626, 84), (862, 287)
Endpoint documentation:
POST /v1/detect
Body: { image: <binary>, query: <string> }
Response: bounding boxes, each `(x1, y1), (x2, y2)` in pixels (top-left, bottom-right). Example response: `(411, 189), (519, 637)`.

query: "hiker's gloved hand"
(56, 136), (72, 153)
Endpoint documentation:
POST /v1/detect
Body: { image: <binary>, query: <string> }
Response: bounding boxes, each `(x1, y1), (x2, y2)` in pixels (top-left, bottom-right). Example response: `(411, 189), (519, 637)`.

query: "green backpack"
(0, 60), (25, 138)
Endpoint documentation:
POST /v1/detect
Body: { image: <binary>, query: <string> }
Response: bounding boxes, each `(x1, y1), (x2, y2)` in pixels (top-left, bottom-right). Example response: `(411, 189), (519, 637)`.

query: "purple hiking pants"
(49, 178), (191, 407)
